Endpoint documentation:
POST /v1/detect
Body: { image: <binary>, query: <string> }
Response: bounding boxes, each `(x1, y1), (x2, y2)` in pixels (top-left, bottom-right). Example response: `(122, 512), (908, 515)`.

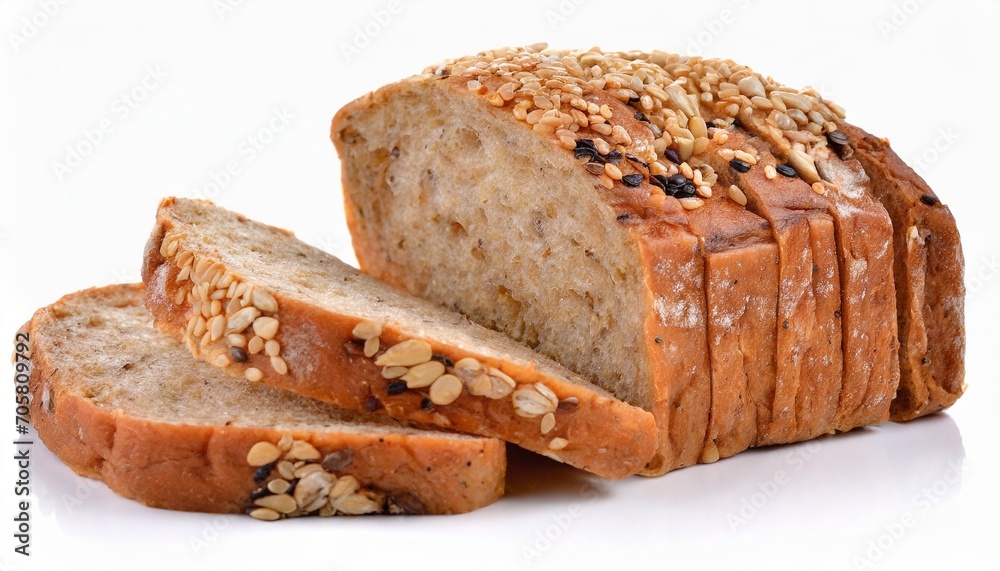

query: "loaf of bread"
(141, 197), (657, 479)
(331, 45), (965, 475)
(23, 284), (505, 517)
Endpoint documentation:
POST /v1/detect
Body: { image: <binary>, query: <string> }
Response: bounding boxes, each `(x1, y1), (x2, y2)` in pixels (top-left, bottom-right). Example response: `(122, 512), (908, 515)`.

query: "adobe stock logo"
(51, 65), (169, 181)
(339, 1), (402, 64)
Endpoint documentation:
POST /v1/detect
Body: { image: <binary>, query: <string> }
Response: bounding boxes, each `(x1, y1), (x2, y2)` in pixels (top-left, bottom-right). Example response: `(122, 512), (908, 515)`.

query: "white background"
(2, 1), (999, 570)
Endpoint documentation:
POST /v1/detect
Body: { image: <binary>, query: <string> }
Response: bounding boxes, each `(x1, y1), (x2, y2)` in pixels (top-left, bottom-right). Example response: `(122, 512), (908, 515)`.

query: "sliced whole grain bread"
(141, 198), (657, 479)
(331, 46), (954, 474)
(23, 283), (505, 517)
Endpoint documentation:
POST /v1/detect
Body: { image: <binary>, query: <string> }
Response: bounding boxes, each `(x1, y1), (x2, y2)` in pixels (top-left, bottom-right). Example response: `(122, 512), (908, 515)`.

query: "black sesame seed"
(920, 195), (938, 206)
(650, 174), (668, 192)
(583, 162), (605, 175)
(729, 158), (751, 173)
(604, 150), (623, 164)
(230, 346), (248, 363)
(616, 213), (632, 221)
(827, 130), (850, 146)
(421, 397), (433, 411)
(625, 153), (649, 168)
(253, 464), (273, 483)
(622, 174), (644, 187)
(664, 149), (681, 164)
(634, 111), (650, 123)
(776, 164), (798, 178)
(386, 381), (407, 395)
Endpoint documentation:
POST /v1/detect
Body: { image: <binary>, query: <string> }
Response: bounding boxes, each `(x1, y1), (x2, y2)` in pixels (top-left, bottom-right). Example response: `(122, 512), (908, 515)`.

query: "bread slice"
(835, 124), (966, 420)
(23, 284), (505, 517)
(331, 46), (940, 474)
(141, 198), (656, 479)
(707, 132), (844, 443)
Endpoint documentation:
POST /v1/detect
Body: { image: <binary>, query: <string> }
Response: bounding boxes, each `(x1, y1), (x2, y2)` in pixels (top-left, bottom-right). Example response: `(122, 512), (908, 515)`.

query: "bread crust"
(143, 199), (657, 479)
(25, 284), (506, 515)
(837, 124), (966, 420)
(332, 46), (961, 474)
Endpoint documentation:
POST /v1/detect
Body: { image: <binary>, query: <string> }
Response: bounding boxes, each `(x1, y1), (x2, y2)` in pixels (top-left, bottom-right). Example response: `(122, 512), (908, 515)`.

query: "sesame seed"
(776, 164), (797, 178)
(729, 158), (751, 173)
(604, 163), (623, 181)
(734, 150), (758, 165)
(270, 356), (288, 375)
(213, 353), (231, 367)
(248, 335), (265, 355)
(679, 197), (705, 210)
(245, 367), (264, 382)
(611, 125), (632, 145)
(764, 165), (777, 180)
(264, 340), (280, 357)
(363, 337), (380, 357)
(540, 412), (556, 434)
(548, 437), (569, 451)
(252, 317), (280, 340)
(251, 288), (278, 313)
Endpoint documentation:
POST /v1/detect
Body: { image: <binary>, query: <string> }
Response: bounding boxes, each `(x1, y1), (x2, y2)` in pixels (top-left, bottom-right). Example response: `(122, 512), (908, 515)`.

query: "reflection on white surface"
(25, 412), (965, 566)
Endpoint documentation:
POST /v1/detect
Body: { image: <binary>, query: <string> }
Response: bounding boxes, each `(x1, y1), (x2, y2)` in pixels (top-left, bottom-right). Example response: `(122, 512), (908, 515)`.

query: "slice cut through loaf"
(141, 198), (657, 479)
(24, 284), (505, 517)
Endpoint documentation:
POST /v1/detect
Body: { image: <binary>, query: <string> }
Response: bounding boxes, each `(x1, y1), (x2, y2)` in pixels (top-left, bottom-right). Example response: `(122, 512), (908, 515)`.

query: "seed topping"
(729, 158), (751, 173)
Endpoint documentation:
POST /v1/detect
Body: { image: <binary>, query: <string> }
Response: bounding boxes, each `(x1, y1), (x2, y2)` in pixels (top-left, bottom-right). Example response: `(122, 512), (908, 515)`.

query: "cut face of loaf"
(141, 198), (656, 479)
(23, 284), (505, 517)
(332, 46), (960, 474)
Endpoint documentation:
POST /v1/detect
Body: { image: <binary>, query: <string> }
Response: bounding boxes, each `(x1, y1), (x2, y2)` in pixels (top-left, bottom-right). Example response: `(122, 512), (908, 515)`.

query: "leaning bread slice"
(141, 198), (657, 479)
(835, 123), (965, 421)
(23, 284), (505, 517)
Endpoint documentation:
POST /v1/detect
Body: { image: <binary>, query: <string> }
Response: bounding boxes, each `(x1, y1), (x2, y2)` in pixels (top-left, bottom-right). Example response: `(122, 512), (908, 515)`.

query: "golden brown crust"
(26, 284), (505, 515)
(838, 124), (966, 420)
(332, 46), (961, 474)
(143, 200), (656, 479)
